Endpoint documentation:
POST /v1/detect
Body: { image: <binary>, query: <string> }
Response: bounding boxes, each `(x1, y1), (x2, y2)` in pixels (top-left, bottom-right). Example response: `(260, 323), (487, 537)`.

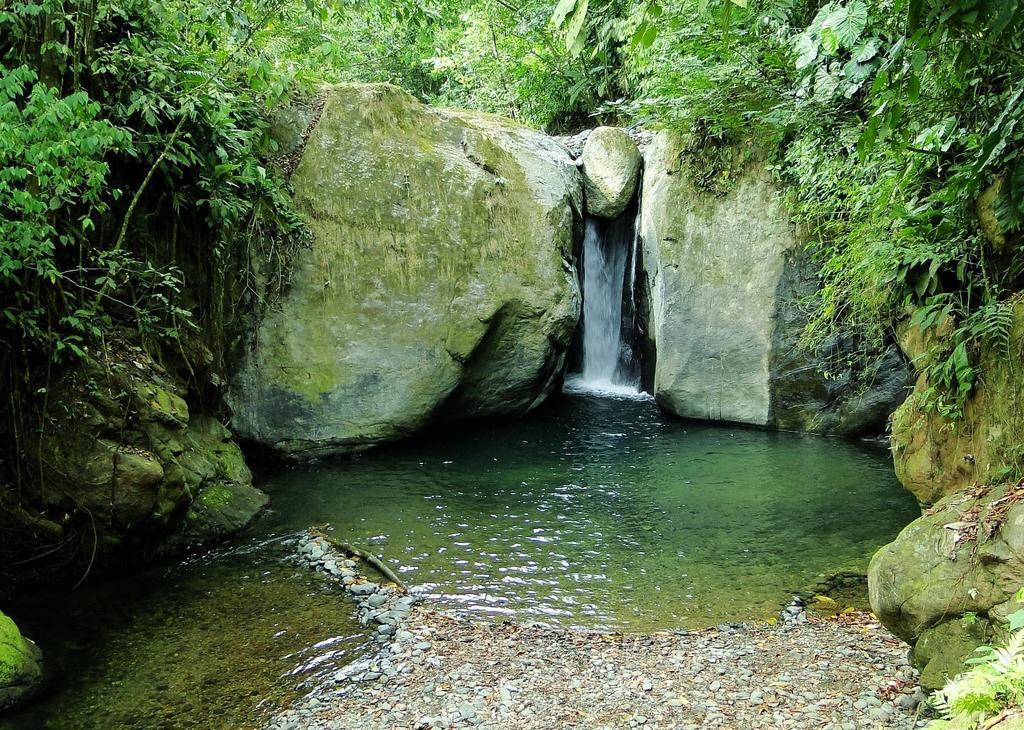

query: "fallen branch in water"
(310, 526), (408, 594)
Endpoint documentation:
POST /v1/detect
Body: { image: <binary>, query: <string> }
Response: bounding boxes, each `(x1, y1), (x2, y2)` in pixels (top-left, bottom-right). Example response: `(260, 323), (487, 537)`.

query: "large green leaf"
(831, 1), (868, 49)
(551, 0), (577, 28)
(564, 0), (589, 56)
(630, 21), (658, 50)
(820, 25), (839, 54)
(794, 32), (818, 70)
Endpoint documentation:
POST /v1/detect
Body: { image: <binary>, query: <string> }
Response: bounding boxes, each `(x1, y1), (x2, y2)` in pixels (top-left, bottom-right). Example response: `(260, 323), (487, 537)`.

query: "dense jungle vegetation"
(1, 0), (1023, 432)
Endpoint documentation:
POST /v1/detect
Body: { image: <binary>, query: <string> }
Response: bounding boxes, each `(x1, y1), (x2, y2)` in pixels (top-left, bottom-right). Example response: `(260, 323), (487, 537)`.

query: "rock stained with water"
(228, 84), (583, 456)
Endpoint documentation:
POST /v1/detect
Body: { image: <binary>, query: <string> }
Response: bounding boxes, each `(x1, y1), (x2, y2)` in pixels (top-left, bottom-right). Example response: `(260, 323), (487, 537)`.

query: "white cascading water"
(569, 216), (644, 398)
(581, 219), (627, 382)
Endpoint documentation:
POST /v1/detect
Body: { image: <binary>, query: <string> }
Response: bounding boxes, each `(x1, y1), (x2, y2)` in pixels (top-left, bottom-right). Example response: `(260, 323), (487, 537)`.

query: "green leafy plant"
(927, 603), (1024, 728)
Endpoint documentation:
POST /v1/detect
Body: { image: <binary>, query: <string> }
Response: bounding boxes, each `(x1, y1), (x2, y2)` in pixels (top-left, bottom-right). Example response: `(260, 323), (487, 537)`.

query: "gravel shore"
(272, 532), (926, 730)
(271, 608), (926, 730)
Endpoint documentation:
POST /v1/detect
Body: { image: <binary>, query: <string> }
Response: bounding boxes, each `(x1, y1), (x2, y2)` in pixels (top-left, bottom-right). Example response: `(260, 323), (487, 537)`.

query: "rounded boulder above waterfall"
(228, 84), (583, 457)
(579, 126), (642, 219)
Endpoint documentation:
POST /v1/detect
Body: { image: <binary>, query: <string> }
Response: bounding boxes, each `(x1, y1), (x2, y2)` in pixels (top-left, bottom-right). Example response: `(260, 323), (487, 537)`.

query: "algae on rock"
(869, 481), (1024, 688)
(891, 300), (1024, 505)
(0, 611), (42, 712)
(228, 84), (583, 456)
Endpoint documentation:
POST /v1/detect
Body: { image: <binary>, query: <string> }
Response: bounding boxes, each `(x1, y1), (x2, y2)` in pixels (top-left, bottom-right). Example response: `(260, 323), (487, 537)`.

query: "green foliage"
(910, 296), (1017, 419)
(0, 0), (311, 374)
(2, 0), (1020, 426)
(927, 605), (1024, 729)
(0, 64), (131, 356)
(427, 0), (604, 127)
(249, 0), (619, 130)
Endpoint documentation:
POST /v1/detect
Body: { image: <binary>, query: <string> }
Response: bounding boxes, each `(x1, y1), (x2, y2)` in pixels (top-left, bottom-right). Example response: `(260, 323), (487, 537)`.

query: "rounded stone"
(580, 126), (641, 219)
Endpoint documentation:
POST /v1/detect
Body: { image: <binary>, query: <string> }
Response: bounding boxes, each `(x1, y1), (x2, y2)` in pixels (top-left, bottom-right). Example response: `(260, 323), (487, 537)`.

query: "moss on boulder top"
(0, 611), (42, 712)
(228, 84), (583, 457)
(869, 481), (1024, 688)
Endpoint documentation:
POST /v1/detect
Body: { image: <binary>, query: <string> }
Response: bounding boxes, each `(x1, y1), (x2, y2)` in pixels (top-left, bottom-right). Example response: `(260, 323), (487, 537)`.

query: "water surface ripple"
(261, 392), (919, 631)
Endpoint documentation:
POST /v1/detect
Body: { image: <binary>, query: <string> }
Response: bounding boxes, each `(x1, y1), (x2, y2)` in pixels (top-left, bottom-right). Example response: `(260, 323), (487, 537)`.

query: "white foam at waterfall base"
(563, 375), (652, 401)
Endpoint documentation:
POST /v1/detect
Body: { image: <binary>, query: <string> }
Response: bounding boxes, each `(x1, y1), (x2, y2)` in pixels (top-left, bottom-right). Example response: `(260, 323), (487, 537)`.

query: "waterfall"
(581, 218), (627, 382)
(568, 213), (644, 398)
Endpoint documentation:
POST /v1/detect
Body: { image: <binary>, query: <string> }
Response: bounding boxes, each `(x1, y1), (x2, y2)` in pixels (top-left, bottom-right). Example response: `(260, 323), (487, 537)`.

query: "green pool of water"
(259, 392), (920, 631)
(0, 538), (369, 730)
(0, 391), (919, 728)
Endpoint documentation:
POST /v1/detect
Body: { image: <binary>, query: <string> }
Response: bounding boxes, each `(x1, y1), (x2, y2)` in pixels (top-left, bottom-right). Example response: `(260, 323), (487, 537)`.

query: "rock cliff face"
(891, 302), (1024, 505)
(639, 132), (910, 434)
(228, 84), (582, 457)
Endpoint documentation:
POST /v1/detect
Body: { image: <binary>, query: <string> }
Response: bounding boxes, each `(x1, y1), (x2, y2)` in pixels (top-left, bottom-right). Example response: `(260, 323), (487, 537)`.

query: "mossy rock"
(11, 348), (262, 577)
(0, 611), (43, 712)
(869, 482), (1024, 688)
(976, 176), (1008, 250)
(891, 300), (1024, 504)
(228, 84), (583, 456)
(912, 618), (990, 690)
(134, 382), (190, 427)
(175, 481), (269, 545)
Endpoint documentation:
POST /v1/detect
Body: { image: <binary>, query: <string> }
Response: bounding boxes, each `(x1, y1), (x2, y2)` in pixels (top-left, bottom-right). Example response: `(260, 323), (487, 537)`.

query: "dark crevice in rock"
(768, 240), (913, 438)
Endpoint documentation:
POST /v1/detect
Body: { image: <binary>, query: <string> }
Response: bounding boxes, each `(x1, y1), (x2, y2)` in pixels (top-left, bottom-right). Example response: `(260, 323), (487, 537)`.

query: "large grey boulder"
(0, 611), (42, 712)
(640, 132), (909, 433)
(228, 84), (582, 457)
(869, 482), (1024, 688)
(580, 127), (642, 219)
(640, 133), (795, 425)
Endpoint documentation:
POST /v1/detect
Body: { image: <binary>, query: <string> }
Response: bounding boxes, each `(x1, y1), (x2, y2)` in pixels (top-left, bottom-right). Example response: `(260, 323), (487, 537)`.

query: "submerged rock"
(0, 611), (42, 712)
(868, 481), (1024, 688)
(580, 126), (642, 219)
(229, 84), (582, 457)
(639, 132), (909, 434)
(170, 470), (268, 548)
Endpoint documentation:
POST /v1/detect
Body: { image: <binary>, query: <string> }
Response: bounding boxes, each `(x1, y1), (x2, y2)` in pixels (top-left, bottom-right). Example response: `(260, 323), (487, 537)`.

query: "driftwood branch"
(310, 526), (408, 594)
